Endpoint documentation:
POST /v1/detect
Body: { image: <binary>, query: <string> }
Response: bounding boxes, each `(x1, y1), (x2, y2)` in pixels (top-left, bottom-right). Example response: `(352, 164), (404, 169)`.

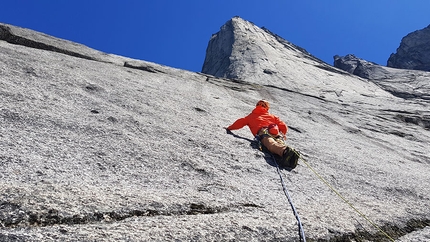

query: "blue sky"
(2, 1), (430, 72)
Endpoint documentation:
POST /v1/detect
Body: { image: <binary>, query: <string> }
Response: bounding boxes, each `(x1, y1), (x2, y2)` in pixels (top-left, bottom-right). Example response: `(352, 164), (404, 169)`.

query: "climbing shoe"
(278, 147), (299, 169)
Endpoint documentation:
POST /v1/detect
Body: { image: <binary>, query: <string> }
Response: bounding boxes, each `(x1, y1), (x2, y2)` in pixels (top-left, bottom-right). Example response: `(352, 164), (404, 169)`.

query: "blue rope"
(254, 135), (305, 241)
(271, 152), (306, 242)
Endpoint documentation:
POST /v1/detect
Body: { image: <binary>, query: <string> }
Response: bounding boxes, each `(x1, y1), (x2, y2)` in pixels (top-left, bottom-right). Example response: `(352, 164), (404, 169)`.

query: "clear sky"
(2, 1), (430, 72)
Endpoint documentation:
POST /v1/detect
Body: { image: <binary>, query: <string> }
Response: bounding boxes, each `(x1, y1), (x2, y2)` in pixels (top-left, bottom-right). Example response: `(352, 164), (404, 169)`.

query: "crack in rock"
(0, 202), (258, 228)
(0, 25), (98, 62)
(308, 218), (430, 242)
(123, 61), (166, 74)
(1, 201), (428, 241)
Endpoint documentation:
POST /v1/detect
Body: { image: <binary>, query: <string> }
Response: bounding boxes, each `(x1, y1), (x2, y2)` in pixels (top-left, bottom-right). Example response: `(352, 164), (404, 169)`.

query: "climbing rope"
(252, 130), (393, 241)
(294, 151), (395, 242)
(270, 153), (306, 242)
(254, 134), (306, 241)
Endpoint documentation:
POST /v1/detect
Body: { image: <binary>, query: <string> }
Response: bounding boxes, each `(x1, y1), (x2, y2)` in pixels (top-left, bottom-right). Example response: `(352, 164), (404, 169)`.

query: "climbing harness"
(257, 127), (285, 145)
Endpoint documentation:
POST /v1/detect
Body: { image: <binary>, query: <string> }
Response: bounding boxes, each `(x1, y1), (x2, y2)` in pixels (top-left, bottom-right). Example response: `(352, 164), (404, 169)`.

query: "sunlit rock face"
(334, 54), (430, 100)
(0, 19), (429, 241)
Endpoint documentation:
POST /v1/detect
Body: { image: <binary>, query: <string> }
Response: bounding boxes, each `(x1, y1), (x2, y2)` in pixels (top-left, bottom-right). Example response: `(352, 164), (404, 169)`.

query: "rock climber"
(225, 99), (299, 169)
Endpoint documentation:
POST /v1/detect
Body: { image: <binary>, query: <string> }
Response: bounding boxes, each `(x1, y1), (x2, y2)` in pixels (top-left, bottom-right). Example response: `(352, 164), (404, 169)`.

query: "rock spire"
(387, 24), (430, 71)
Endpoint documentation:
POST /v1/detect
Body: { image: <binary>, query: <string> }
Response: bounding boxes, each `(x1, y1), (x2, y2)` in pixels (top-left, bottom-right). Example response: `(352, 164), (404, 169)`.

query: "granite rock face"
(202, 17), (391, 103)
(387, 24), (430, 71)
(333, 54), (362, 75)
(333, 54), (383, 79)
(334, 54), (430, 100)
(1, 18), (430, 241)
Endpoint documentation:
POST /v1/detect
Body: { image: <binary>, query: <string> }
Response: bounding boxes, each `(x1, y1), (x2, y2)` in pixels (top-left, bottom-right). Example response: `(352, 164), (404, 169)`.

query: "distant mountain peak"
(201, 17), (390, 101)
(387, 24), (430, 71)
(202, 17), (322, 81)
(334, 54), (430, 100)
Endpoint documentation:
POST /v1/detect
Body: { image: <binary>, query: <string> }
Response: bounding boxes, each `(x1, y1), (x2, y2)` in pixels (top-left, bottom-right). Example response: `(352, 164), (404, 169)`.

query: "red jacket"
(227, 106), (288, 136)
